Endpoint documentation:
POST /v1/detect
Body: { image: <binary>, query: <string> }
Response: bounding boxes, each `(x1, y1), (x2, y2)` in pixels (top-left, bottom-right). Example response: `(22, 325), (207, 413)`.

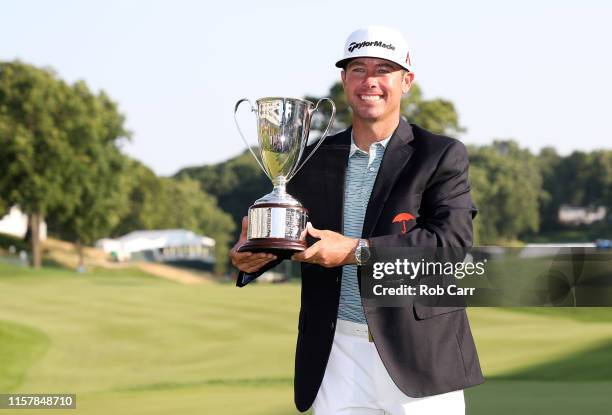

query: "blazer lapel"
(362, 120), (415, 238)
(321, 129), (351, 233)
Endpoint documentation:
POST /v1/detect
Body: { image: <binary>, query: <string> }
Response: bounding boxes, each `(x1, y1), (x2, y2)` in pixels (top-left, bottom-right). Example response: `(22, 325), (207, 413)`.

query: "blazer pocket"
(413, 302), (465, 320)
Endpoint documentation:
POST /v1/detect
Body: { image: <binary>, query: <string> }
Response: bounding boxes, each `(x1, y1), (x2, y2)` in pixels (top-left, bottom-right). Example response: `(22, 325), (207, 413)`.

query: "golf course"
(1, 262), (611, 414)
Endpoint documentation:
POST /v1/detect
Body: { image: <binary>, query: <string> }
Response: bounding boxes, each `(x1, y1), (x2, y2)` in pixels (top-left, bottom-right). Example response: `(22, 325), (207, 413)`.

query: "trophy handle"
(234, 98), (272, 180)
(288, 98), (336, 181)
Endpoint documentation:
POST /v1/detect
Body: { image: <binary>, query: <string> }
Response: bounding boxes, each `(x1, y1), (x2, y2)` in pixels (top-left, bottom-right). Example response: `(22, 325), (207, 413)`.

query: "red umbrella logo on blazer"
(392, 212), (415, 234)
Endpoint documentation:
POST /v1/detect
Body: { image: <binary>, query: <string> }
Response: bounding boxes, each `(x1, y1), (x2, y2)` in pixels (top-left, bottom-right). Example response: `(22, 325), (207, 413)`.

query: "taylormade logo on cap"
(336, 26), (413, 73)
(348, 40), (396, 53)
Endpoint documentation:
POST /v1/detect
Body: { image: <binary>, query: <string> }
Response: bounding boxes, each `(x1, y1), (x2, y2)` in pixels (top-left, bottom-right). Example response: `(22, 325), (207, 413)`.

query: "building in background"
(0, 206), (47, 240)
(558, 205), (607, 226)
(96, 229), (215, 271)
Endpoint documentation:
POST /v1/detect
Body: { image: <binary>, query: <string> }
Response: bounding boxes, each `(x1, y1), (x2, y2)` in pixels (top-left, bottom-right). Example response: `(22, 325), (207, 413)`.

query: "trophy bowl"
(234, 96), (336, 258)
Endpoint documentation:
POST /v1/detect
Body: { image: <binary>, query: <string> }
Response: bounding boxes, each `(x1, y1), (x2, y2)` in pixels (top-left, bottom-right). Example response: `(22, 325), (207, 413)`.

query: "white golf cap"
(335, 26), (413, 72)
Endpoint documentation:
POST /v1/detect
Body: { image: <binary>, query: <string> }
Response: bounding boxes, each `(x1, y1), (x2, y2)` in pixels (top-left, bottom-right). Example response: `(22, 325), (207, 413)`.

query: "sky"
(2, 0), (611, 176)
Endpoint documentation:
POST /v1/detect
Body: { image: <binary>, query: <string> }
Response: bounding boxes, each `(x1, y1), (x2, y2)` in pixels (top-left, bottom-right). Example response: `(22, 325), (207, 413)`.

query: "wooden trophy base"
(237, 238), (307, 259)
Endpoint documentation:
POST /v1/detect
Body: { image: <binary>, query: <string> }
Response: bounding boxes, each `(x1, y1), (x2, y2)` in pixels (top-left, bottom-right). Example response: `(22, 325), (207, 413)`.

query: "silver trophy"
(234, 97), (336, 256)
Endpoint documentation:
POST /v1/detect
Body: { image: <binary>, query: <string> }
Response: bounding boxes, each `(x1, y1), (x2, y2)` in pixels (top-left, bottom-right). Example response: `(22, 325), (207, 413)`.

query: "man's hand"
(291, 223), (358, 267)
(229, 216), (277, 273)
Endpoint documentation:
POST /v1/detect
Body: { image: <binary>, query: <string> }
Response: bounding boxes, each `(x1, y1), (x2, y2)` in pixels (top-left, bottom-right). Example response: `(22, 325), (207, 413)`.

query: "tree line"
(0, 61), (234, 272)
(2, 62), (609, 275)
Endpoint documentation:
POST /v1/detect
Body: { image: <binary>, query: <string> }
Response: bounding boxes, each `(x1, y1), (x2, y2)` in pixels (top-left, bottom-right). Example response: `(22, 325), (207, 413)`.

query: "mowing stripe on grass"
(113, 376), (294, 392)
(0, 320), (50, 391)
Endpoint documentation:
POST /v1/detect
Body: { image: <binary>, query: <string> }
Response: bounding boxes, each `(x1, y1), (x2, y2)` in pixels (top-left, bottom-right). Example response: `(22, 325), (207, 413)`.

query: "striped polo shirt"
(338, 132), (391, 324)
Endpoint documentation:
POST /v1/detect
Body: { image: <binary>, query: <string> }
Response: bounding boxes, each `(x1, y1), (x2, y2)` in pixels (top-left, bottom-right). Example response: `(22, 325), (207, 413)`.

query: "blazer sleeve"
(369, 140), (477, 250)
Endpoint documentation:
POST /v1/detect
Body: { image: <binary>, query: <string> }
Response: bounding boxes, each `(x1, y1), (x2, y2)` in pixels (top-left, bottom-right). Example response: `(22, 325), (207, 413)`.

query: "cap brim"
(335, 58), (352, 69)
(335, 56), (411, 72)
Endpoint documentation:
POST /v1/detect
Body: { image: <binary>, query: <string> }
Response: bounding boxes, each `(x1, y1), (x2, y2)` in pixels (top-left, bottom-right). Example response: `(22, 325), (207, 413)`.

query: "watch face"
(357, 244), (371, 264)
(360, 246), (371, 263)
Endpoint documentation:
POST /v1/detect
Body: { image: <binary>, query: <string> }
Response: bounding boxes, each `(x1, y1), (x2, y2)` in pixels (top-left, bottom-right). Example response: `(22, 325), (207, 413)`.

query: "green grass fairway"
(1, 263), (612, 414)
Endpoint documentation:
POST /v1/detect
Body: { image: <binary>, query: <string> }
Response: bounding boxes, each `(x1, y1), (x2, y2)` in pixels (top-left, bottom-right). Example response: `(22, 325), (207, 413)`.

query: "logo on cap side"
(348, 40), (396, 53)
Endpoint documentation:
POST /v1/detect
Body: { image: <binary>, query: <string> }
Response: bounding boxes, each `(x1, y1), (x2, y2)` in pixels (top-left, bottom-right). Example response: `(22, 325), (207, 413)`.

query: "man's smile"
(359, 94), (383, 102)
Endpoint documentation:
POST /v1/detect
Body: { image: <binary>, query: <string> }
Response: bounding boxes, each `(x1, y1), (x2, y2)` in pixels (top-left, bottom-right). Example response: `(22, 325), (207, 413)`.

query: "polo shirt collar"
(349, 131), (393, 157)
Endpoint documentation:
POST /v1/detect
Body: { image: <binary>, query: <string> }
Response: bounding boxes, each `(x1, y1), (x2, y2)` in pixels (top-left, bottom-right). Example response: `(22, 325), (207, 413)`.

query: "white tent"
(96, 229), (215, 262)
(0, 206), (47, 240)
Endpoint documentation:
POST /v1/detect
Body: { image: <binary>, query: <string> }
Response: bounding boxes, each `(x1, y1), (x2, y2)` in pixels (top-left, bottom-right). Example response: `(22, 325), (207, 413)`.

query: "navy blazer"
(237, 119), (484, 412)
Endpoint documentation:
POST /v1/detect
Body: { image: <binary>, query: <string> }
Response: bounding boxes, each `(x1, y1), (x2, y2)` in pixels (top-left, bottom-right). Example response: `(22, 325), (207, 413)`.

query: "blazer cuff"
(235, 258), (284, 287)
(236, 271), (258, 287)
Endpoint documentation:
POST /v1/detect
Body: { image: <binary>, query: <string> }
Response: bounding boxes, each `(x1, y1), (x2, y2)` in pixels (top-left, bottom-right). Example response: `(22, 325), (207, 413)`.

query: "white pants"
(312, 319), (465, 415)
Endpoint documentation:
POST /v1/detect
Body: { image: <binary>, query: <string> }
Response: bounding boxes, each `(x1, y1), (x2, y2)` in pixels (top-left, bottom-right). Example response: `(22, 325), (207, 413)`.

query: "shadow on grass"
(491, 340), (612, 381)
(498, 306), (612, 322)
(466, 340), (612, 414)
(466, 379), (612, 415)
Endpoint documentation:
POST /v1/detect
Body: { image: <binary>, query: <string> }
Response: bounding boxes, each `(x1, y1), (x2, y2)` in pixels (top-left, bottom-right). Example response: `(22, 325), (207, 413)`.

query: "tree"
(46, 81), (132, 269)
(0, 61), (78, 267)
(112, 160), (166, 235)
(0, 196), (6, 218)
(306, 81), (465, 136)
(468, 140), (543, 243)
(537, 147), (562, 231)
(400, 84), (464, 136)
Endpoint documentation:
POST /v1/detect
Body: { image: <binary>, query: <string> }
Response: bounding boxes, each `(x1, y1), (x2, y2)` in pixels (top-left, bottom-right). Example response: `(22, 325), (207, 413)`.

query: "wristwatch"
(355, 238), (371, 266)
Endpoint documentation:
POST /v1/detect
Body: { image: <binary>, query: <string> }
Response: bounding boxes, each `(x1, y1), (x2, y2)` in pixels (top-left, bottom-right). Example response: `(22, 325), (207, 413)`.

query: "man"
(230, 26), (483, 414)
